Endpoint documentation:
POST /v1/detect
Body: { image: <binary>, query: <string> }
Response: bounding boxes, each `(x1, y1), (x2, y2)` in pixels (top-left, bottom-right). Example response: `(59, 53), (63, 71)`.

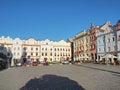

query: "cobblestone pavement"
(0, 63), (120, 90)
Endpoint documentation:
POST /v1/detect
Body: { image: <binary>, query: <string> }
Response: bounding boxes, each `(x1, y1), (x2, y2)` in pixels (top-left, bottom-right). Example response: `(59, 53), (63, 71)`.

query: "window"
(31, 53), (33, 56)
(50, 48), (52, 51)
(36, 48), (38, 50)
(113, 37), (114, 41)
(18, 47), (20, 50)
(68, 49), (70, 51)
(99, 40), (101, 43)
(17, 53), (19, 56)
(42, 53), (44, 56)
(42, 48), (44, 50)
(50, 58), (52, 61)
(45, 53), (47, 56)
(36, 53), (38, 56)
(31, 47), (33, 50)
(23, 47), (26, 50)
(113, 46), (116, 51)
(99, 48), (101, 51)
(50, 53), (52, 56)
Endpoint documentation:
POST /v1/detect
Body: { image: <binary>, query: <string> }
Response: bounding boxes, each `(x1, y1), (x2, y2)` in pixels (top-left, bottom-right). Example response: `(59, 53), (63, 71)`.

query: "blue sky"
(0, 0), (120, 41)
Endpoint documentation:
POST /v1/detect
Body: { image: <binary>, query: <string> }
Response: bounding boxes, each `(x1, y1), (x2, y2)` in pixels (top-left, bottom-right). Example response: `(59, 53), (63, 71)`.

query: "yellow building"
(73, 30), (90, 62)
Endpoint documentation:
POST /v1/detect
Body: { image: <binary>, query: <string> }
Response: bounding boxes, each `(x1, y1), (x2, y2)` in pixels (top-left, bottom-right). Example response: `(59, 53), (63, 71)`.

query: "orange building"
(88, 24), (97, 62)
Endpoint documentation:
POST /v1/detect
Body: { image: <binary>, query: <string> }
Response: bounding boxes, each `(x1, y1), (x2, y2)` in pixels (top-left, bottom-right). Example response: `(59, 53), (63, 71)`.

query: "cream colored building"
(0, 36), (71, 63)
(40, 39), (71, 62)
(53, 40), (71, 62)
(22, 38), (41, 62)
(40, 39), (54, 62)
(73, 30), (90, 62)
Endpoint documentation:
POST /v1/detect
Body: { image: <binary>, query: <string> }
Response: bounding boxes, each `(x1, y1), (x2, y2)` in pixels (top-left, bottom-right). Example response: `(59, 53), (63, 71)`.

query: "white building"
(96, 22), (117, 61)
(12, 38), (22, 61)
(40, 39), (71, 62)
(116, 20), (120, 60)
(40, 39), (54, 62)
(0, 36), (71, 63)
(22, 38), (41, 62)
(104, 22), (117, 56)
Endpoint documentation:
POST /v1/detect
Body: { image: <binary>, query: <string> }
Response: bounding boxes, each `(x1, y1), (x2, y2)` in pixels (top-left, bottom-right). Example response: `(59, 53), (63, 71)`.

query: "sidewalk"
(74, 63), (120, 74)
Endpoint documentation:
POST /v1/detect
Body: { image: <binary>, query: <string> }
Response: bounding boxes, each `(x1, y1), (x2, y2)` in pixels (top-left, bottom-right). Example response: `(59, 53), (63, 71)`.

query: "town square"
(0, 63), (120, 90)
(0, 0), (120, 90)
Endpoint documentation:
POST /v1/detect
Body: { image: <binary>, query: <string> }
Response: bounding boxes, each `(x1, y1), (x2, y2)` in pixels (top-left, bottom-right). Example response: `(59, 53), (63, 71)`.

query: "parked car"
(61, 60), (69, 64)
(32, 61), (38, 66)
(16, 62), (22, 67)
(23, 62), (30, 67)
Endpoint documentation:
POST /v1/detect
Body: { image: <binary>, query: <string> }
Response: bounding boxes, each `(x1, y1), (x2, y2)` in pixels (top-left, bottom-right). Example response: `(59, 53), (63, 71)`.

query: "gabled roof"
(99, 21), (111, 30)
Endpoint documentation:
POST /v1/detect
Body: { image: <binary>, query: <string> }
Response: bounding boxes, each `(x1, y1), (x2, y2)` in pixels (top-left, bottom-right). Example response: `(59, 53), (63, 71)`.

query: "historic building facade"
(40, 39), (54, 62)
(96, 25), (105, 61)
(0, 36), (13, 61)
(88, 24), (97, 62)
(73, 30), (89, 62)
(104, 22), (117, 57)
(0, 36), (71, 64)
(40, 39), (71, 62)
(12, 38), (23, 61)
(22, 38), (41, 63)
(96, 22), (117, 61)
(53, 40), (71, 62)
(116, 20), (120, 61)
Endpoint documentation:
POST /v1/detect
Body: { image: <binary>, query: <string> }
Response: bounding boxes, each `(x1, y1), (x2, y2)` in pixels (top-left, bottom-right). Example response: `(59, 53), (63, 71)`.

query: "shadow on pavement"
(20, 74), (85, 90)
(74, 64), (120, 75)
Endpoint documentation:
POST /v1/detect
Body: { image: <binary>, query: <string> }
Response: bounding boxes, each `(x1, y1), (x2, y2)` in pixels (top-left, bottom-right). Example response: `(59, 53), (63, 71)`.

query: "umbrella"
(102, 54), (117, 59)
(102, 54), (117, 63)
